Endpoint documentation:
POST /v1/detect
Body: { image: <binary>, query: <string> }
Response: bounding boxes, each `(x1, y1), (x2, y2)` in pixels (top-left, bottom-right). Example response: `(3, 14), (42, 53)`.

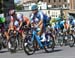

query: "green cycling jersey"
(0, 17), (5, 23)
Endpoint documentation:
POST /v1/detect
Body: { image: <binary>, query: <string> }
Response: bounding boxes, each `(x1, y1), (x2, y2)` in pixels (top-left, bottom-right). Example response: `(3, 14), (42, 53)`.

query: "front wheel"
(23, 42), (35, 55)
(23, 38), (35, 55)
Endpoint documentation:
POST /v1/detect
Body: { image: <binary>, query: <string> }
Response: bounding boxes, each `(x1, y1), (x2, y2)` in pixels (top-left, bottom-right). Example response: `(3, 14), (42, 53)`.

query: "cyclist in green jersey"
(0, 16), (5, 32)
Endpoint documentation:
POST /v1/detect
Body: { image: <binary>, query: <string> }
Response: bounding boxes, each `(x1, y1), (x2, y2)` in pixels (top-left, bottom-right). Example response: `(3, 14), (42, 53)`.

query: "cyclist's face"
(9, 10), (15, 15)
(32, 10), (37, 14)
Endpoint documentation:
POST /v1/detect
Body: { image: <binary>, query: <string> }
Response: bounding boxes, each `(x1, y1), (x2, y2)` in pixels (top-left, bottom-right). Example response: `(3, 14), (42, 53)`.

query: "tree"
(3, 0), (15, 17)
(15, 4), (23, 11)
(0, 0), (3, 14)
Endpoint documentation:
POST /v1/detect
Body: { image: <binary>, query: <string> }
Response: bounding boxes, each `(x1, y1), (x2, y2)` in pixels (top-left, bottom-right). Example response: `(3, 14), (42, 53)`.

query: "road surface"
(0, 46), (75, 58)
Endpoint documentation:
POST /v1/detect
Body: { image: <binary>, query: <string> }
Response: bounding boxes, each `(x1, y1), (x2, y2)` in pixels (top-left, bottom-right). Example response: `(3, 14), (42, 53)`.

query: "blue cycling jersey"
(59, 21), (64, 29)
(30, 11), (43, 24)
(71, 19), (75, 26)
(54, 22), (60, 29)
(30, 11), (49, 27)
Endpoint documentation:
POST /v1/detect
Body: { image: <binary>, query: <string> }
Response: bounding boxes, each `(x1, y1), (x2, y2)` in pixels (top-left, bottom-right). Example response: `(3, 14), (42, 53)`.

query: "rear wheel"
(8, 37), (17, 53)
(58, 35), (63, 46)
(0, 43), (2, 50)
(44, 34), (55, 53)
(63, 35), (68, 46)
(44, 41), (55, 53)
(0, 37), (3, 50)
(68, 35), (74, 47)
(2, 38), (7, 48)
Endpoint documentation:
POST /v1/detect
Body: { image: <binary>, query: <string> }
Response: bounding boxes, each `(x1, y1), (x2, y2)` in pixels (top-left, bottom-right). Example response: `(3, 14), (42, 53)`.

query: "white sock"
(41, 33), (46, 41)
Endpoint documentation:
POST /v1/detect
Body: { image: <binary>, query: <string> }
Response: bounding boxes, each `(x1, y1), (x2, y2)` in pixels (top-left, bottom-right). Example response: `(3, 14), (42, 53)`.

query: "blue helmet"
(31, 4), (38, 11)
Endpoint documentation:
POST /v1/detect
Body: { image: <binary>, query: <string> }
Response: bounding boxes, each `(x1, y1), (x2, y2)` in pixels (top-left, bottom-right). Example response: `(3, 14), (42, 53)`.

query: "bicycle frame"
(31, 28), (50, 49)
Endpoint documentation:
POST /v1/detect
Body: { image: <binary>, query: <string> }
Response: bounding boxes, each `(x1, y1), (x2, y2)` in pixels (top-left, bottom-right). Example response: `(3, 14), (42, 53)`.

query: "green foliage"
(15, 4), (23, 11)
(0, 0), (3, 14)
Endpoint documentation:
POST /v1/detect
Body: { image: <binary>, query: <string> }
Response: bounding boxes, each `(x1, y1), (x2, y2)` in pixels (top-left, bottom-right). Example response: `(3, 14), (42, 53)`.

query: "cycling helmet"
(17, 13), (23, 21)
(31, 4), (38, 11)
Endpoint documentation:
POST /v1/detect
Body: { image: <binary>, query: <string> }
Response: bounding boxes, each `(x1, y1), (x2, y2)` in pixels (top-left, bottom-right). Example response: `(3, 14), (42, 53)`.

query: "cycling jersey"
(30, 11), (43, 24)
(30, 11), (49, 27)
(50, 18), (57, 25)
(54, 22), (60, 29)
(10, 14), (23, 28)
(71, 19), (75, 26)
(23, 16), (30, 25)
(58, 20), (64, 29)
(0, 17), (5, 23)
(0, 17), (5, 32)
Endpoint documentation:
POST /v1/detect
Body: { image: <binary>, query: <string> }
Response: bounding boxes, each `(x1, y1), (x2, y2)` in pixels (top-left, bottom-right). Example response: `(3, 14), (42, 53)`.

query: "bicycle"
(23, 25), (55, 55)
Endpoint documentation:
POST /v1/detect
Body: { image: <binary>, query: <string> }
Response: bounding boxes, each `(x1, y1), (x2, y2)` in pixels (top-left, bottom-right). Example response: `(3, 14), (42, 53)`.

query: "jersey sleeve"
(30, 13), (34, 23)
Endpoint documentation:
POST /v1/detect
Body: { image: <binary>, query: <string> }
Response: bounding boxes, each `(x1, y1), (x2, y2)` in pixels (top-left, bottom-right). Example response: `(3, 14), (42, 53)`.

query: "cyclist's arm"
(18, 17), (23, 29)
(24, 16), (30, 26)
(8, 16), (14, 30)
(19, 21), (23, 28)
(37, 13), (43, 26)
(38, 19), (43, 26)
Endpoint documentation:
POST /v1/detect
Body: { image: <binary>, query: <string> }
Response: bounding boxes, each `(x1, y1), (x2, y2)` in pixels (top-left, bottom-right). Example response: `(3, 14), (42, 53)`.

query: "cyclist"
(6, 9), (30, 49)
(0, 14), (5, 32)
(8, 9), (30, 40)
(63, 19), (70, 33)
(19, 14), (30, 40)
(71, 18), (75, 28)
(30, 4), (50, 42)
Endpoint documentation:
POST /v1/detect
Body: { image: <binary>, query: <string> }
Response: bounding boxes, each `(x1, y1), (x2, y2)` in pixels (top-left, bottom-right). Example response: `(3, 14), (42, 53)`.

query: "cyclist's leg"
(38, 23), (43, 36)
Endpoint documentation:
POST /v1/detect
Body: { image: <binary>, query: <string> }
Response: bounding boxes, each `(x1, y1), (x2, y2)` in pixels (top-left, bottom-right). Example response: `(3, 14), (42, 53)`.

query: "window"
(54, 0), (56, 2)
(52, 5), (57, 8)
(48, 11), (50, 14)
(59, 5), (62, 7)
(38, 0), (43, 2)
(65, 4), (67, 8)
(64, 0), (67, 2)
(59, 0), (61, 2)
(49, 0), (51, 3)
(54, 5), (56, 8)
(74, 5), (75, 9)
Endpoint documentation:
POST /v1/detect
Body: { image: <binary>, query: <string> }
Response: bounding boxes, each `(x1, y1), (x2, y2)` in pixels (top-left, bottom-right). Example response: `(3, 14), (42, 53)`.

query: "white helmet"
(17, 13), (23, 21)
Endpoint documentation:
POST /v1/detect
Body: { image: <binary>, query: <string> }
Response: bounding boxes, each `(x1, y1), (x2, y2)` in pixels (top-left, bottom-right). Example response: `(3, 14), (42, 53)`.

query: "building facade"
(43, 0), (69, 9)
(19, 0), (38, 4)
(19, 0), (75, 10)
(18, 0), (75, 18)
(70, 0), (75, 10)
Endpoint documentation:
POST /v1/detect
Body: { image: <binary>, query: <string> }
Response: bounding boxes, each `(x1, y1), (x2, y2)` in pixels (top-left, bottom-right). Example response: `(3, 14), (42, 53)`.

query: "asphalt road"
(0, 46), (75, 58)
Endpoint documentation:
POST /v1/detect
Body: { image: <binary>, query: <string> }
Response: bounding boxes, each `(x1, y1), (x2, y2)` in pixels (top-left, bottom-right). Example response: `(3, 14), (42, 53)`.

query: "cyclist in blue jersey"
(71, 19), (75, 27)
(30, 4), (49, 42)
(54, 22), (60, 33)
